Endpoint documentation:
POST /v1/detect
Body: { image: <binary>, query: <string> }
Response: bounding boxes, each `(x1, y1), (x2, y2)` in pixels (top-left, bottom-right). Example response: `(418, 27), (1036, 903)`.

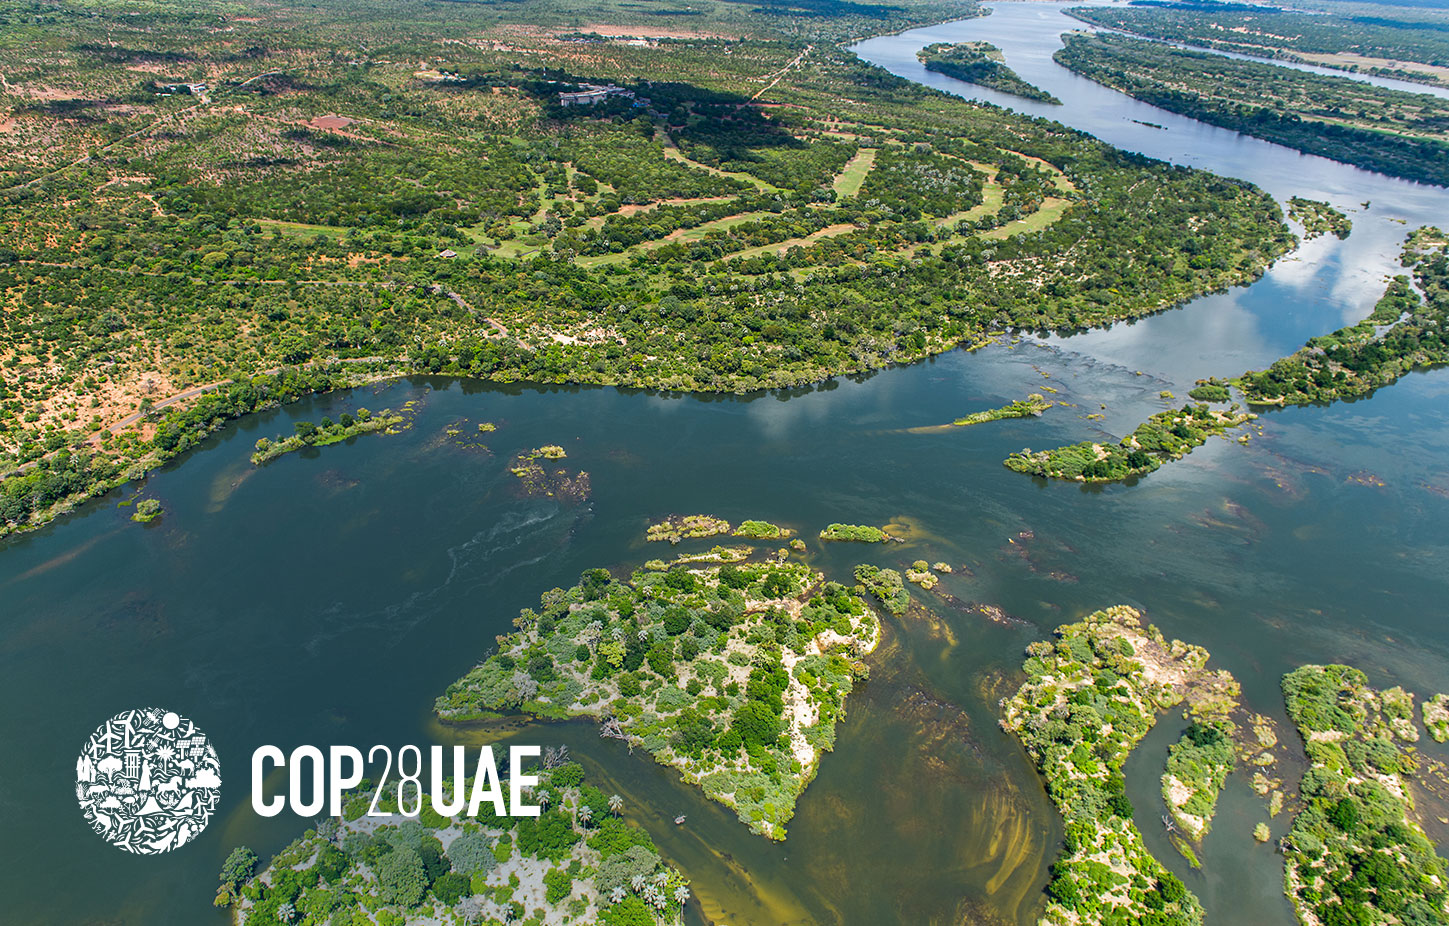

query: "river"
(1, 4), (1447, 925)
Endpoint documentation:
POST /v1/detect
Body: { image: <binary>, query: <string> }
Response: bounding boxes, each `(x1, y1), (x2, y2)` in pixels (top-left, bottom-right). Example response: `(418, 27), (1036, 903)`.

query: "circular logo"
(75, 708), (221, 854)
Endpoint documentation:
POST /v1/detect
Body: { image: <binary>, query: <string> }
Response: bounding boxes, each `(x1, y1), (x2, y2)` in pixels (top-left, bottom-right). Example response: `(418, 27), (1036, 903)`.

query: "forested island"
(1287, 198), (1352, 241)
(220, 759), (695, 926)
(1003, 404), (1252, 482)
(436, 558), (878, 839)
(1007, 610), (1449, 926)
(1002, 606), (1243, 926)
(917, 42), (1062, 103)
(1280, 666), (1449, 926)
(251, 408), (406, 464)
(952, 394), (1052, 427)
(1053, 32), (1449, 187)
(0, 0), (1297, 538)
(1233, 229), (1447, 406)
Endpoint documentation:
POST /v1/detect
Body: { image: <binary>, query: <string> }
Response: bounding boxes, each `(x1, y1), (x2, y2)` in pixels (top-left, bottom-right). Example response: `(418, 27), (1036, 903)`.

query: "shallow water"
(2, 5), (1448, 925)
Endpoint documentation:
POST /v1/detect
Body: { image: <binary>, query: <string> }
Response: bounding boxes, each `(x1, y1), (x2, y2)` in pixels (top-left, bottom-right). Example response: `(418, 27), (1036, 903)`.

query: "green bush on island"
(436, 558), (879, 840)
(1187, 381), (1230, 403)
(1003, 605), (1243, 926)
(1004, 404), (1251, 482)
(646, 515), (732, 544)
(224, 761), (692, 925)
(818, 523), (891, 543)
(1286, 197), (1352, 241)
(1280, 665), (1449, 926)
(251, 407), (407, 464)
(853, 564), (910, 615)
(918, 42), (1062, 104)
(951, 394), (1052, 427)
(733, 520), (792, 540)
(1425, 693), (1449, 743)
(131, 498), (163, 523)
(1161, 719), (1236, 848)
(1235, 234), (1449, 406)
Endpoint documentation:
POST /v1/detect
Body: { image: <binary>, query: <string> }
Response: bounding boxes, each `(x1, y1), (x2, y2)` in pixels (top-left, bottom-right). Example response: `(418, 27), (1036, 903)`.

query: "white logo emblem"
(75, 708), (221, 854)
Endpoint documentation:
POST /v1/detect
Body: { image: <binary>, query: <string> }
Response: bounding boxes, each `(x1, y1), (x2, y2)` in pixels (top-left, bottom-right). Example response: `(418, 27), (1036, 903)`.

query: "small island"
(951, 394), (1052, 427)
(1004, 404), (1252, 482)
(918, 42), (1062, 104)
(732, 520), (793, 540)
(1287, 196), (1352, 240)
(1280, 666), (1449, 925)
(645, 515), (732, 544)
(818, 523), (894, 543)
(130, 498), (163, 523)
(219, 759), (694, 926)
(252, 409), (407, 465)
(1001, 605), (1243, 926)
(437, 559), (879, 840)
(1425, 693), (1449, 742)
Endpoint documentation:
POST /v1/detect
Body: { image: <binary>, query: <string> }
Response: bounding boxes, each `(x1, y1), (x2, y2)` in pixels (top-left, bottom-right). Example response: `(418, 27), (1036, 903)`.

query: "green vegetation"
(952, 393), (1051, 427)
(904, 560), (939, 589)
(733, 520), (793, 540)
(1287, 197), (1352, 241)
(646, 515), (732, 544)
(0, 0), (1296, 540)
(436, 559), (878, 839)
(852, 564), (909, 615)
(1424, 694), (1449, 742)
(1067, 3), (1449, 88)
(1054, 32), (1449, 186)
(251, 407), (406, 464)
(1280, 665), (1449, 926)
(1162, 720), (1236, 848)
(1235, 231), (1447, 406)
(918, 42), (1062, 104)
(1187, 382), (1230, 403)
(224, 760), (693, 925)
(1004, 404), (1252, 482)
(818, 523), (892, 542)
(0, 365), (387, 539)
(1002, 605), (1242, 926)
(130, 497), (162, 523)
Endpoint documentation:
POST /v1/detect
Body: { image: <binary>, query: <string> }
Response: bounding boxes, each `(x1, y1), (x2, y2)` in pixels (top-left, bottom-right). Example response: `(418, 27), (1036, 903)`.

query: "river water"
(2, 4), (1448, 925)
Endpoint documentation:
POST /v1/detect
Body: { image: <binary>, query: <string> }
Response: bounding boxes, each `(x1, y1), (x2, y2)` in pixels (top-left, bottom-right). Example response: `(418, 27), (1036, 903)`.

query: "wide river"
(3, 3), (1448, 924)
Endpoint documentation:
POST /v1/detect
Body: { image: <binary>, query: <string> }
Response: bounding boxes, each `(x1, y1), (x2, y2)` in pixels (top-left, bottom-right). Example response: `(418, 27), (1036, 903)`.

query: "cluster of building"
(557, 83), (649, 108)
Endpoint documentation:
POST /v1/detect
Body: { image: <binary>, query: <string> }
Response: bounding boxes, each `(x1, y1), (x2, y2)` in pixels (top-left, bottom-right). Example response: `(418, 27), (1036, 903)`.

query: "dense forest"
(1280, 665), (1449, 926)
(1054, 32), (1449, 186)
(0, 0), (1295, 538)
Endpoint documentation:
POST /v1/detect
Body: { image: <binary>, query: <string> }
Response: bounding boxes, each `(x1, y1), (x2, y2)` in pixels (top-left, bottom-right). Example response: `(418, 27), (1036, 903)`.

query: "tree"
(446, 831), (497, 877)
(219, 846), (258, 892)
(609, 793), (624, 816)
(578, 804), (594, 827)
(602, 895), (656, 926)
(376, 846), (428, 907)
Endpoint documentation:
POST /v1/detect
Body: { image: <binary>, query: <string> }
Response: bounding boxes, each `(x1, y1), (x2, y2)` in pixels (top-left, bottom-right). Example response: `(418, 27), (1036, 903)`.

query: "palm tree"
(609, 886), (627, 904)
(674, 884), (691, 919)
(276, 900), (296, 923)
(578, 804), (593, 827)
(630, 874), (649, 893)
(535, 788), (551, 812)
(608, 793), (624, 816)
